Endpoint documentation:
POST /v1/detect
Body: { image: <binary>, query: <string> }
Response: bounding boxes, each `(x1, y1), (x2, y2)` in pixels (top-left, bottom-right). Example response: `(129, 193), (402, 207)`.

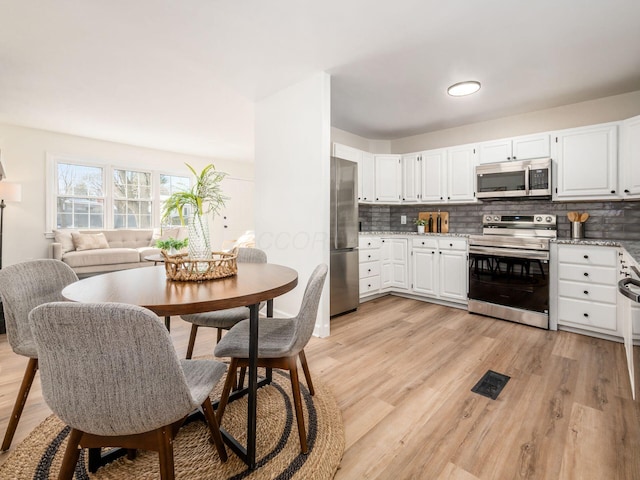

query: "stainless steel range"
(468, 214), (557, 329)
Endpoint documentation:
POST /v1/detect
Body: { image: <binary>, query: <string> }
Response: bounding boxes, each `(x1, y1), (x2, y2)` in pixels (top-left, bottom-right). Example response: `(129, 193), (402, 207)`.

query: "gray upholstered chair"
(0, 259), (78, 451)
(181, 247), (268, 358)
(28, 302), (228, 480)
(214, 263), (328, 454)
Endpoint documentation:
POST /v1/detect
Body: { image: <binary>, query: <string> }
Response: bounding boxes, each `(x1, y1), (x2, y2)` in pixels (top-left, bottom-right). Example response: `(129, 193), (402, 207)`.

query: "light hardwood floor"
(1, 295), (639, 479)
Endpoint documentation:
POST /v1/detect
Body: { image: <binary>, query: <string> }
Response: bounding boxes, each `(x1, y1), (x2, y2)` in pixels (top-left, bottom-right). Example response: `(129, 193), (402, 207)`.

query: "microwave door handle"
(525, 165), (530, 195)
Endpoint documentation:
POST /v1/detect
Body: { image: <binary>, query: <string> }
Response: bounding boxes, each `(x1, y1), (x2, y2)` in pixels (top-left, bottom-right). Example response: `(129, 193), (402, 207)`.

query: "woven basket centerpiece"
(161, 248), (238, 281)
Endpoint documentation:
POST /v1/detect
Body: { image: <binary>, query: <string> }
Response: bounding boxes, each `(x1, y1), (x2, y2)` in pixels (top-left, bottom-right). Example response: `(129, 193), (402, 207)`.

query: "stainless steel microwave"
(476, 158), (552, 199)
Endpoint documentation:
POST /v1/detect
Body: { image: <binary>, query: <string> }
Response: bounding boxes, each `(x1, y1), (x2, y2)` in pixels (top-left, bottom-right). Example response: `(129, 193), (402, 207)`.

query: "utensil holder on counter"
(570, 221), (584, 239)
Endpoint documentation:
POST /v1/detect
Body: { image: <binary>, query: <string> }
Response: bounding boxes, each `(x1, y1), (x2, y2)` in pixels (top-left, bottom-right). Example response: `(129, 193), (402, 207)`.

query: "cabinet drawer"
(412, 238), (438, 249)
(359, 262), (380, 279)
(360, 276), (380, 295)
(359, 237), (382, 249)
(557, 245), (617, 267)
(558, 264), (617, 285)
(360, 249), (380, 263)
(558, 298), (617, 333)
(438, 238), (467, 251)
(558, 280), (617, 304)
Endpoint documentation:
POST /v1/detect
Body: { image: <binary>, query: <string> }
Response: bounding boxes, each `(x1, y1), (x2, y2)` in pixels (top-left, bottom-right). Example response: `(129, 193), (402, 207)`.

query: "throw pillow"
(71, 232), (110, 252)
(54, 229), (78, 254)
(150, 227), (186, 246)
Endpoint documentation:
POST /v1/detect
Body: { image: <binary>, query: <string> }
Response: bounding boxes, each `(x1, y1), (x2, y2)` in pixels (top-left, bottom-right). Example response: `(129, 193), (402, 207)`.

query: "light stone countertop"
(359, 231), (470, 238)
(553, 238), (640, 266)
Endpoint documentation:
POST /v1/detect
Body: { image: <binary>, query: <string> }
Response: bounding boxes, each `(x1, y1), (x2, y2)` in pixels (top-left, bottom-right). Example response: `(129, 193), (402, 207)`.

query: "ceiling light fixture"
(447, 81), (481, 97)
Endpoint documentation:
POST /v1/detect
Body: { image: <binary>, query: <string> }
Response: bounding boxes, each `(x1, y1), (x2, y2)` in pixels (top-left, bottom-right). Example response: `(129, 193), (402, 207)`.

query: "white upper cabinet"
(374, 154), (402, 202)
(361, 152), (375, 202)
(553, 123), (618, 200)
(478, 133), (550, 164)
(421, 149), (446, 202)
(621, 114), (640, 199)
(401, 153), (422, 202)
(447, 144), (477, 202)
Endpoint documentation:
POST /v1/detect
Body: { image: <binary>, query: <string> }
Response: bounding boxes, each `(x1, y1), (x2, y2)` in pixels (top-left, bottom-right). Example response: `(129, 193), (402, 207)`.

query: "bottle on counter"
(436, 210), (442, 233)
(428, 213), (433, 233)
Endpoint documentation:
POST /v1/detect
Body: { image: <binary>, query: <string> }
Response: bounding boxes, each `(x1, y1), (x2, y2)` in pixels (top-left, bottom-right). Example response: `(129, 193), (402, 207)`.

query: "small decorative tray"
(161, 248), (238, 282)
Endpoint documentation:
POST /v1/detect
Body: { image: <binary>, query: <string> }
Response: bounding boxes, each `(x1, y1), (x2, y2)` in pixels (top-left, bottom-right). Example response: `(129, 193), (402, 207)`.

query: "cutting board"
(418, 211), (449, 233)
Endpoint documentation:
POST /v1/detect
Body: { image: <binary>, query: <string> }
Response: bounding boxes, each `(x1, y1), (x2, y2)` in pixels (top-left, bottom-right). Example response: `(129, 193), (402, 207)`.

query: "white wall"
(254, 72), (331, 337)
(391, 90), (640, 153)
(0, 122), (254, 266)
(331, 127), (391, 153)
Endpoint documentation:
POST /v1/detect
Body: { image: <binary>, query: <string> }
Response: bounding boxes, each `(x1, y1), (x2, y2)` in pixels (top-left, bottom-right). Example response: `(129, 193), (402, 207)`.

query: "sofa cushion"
(71, 232), (110, 251)
(54, 229), (79, 254)
(63, 248), (141, 268)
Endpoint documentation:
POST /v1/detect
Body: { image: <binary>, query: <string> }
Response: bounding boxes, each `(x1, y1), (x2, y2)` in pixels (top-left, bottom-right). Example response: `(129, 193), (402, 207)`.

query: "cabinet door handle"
(611, 190), (616, 194)
(583, 290), (589, 295)
(583, 255), (589, 259)
(583, 272), (589, 277)
(624, 189), (630, 194)
(368, 254), (371, 259)
(449, 243), (453, 247)
(583, 313), (589, 318)
(507, 156), (511, 160)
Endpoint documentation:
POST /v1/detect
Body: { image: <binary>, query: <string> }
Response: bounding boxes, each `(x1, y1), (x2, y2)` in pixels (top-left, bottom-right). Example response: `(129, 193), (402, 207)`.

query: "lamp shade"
(0, 182), (22, 202)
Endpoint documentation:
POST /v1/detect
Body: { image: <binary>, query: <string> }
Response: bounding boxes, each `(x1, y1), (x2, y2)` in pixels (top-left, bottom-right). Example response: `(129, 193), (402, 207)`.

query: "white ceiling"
(1, 0), (639, 160)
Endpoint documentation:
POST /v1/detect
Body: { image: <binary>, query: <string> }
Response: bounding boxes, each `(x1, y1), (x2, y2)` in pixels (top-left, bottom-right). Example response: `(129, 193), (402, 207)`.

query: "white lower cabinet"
(556, 244), (621, 337)
(381, 237), (408, 290)
(411, 238), (438, 296)
(411, 237), (468, 304)
(359, 236), (382, 298)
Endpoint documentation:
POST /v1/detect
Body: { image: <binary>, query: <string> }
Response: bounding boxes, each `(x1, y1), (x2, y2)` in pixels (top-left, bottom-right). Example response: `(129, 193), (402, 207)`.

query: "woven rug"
(0, 369), (344, 479)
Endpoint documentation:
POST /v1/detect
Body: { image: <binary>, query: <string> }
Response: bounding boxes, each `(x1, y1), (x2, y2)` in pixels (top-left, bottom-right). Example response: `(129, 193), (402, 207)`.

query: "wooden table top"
(62, 263), (298, 316)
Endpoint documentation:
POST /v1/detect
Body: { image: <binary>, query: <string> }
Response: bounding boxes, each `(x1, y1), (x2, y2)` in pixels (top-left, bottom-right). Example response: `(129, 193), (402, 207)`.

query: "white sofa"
(50, 227), (186, 277)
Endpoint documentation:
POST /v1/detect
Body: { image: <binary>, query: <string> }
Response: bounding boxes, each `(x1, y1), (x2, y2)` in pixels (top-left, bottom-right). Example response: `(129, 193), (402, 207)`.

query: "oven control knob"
(485, 215), (492, 222)
(535, 216), (542, 222)
(493, 216), (500, 221)
(545, 216), (552, 223)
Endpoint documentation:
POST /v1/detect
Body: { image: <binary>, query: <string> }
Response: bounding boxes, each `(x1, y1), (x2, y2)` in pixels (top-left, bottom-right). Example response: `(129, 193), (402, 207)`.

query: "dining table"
(62, 262), (298, 470)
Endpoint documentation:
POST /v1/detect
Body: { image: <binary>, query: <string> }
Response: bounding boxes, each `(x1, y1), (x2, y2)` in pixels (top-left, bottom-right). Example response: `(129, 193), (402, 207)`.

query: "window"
(160, 173), (191, 226)
(56, 163), (105, 229)
(113, 169), (152, 228)
(46, 154), (193, 233)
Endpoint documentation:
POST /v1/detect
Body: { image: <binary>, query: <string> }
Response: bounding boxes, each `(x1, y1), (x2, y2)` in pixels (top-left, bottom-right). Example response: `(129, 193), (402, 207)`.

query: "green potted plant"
(155, 237), (189, 256)
(161, 163), (228, 261)
(414, 218), (427, 234)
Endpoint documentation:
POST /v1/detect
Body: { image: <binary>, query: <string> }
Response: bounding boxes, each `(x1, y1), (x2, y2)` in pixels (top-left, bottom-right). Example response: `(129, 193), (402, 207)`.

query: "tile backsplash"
(359, 199), (640, 240)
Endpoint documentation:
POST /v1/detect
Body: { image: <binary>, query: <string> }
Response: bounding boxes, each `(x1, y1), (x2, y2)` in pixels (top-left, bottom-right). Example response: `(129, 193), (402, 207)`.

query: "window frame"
(46, 153), (192, 235)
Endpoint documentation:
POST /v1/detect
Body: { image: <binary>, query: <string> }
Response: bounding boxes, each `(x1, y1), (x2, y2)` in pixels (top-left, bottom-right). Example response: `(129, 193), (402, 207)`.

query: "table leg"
(247, 303), (259, 469)
(266, 299), (273, 383)
(164, 316), (171, 331)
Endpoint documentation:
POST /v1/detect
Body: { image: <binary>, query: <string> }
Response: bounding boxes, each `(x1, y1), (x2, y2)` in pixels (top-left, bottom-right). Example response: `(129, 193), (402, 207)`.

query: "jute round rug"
(0, 369), (344, 479)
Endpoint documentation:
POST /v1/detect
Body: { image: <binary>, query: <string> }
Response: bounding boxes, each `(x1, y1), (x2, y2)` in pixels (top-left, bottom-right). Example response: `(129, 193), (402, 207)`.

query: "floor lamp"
(0, 182), (21, 334)
(0, 182), (22, 270)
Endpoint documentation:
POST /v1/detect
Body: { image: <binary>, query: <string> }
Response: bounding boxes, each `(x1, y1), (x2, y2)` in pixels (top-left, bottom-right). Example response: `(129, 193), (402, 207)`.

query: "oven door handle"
(469, 245), (549, 260)
(525, 165), (530, 196)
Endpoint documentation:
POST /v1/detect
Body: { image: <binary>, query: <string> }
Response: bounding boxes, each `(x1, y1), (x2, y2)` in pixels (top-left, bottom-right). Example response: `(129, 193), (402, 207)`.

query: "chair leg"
(201, 398), (227, 462)
(288, 357), (308, 454)
(58, 428), (83, 480)
(1, 357), (38, 451)
(236, 367), (247, 391)
(298, 349), (315, 396)
(185, 325), (199, 359)
(216, 328), (222, 344)
(156, 426), (175, 480)
(216, 358), (238, 424)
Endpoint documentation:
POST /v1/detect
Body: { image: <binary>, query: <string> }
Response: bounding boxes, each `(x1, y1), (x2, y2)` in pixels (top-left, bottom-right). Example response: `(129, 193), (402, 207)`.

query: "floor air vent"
(471, 370), (510, 400)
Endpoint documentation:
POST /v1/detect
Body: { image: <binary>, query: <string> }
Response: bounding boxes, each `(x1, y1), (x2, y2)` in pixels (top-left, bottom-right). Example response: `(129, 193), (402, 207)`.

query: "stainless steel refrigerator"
(330, 157), (359, 317)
